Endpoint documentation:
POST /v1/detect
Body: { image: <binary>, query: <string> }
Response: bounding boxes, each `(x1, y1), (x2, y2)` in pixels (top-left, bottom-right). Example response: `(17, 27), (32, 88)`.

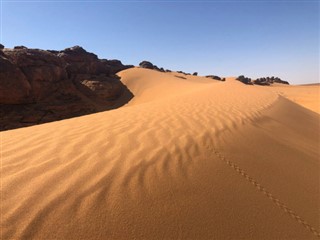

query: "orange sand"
(2, 68), (319, 239)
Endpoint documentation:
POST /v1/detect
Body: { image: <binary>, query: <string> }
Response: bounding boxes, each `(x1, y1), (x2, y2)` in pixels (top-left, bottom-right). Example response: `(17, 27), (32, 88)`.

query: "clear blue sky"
(1, 0), (319, 84)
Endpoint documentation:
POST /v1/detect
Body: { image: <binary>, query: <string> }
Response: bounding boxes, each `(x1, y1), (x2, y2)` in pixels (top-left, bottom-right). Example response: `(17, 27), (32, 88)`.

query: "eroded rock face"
(77, 75), (124, 101)
(0, 55), (32, 104)
(0, 45), (134, 131)
(4, 48), (68, 100)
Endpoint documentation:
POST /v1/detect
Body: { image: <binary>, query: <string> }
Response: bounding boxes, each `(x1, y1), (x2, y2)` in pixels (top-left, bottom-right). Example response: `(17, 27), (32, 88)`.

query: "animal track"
(212, 147), (320, 238)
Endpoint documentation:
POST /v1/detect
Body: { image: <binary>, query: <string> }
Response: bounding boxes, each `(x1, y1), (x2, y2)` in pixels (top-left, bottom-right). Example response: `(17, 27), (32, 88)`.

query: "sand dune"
(268, 83), (320, 114)
(2, 68), (319, 239)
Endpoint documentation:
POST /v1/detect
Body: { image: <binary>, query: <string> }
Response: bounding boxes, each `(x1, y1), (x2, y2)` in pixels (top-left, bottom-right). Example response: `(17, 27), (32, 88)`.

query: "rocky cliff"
(0, 45), (134, 131)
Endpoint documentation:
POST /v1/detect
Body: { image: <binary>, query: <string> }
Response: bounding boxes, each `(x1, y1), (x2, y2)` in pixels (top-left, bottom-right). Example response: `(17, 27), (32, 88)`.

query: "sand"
(2, 68), (319, 239)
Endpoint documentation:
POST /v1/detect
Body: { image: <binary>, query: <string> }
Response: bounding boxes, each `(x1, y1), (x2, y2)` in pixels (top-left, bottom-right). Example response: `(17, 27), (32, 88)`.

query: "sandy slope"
(2, 68), (319, 239)
(268, 83), (320, 114)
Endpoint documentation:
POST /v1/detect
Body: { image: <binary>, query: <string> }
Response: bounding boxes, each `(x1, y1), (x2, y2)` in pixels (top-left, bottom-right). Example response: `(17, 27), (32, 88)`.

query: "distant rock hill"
(0, 45), (134, 131)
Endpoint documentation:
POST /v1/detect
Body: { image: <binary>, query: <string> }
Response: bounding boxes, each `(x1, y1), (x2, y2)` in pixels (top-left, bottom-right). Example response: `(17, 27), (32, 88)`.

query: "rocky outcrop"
(0, 55), (32, 104)
(237, 75), (289, 86)
(0, 45), (134, 131)
(236, 75), (253, 85)
(139, 61), (199, 76)
(4, 48), (69, 100)
(253, 76), (289, 85)
(139, 61), (154, 69)
(139, 61), (165, 72)
(205, 75), (225, 81)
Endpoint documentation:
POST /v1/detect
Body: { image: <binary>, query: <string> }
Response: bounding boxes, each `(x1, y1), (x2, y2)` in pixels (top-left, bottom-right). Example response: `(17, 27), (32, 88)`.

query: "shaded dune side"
(2, 70), (319, 239)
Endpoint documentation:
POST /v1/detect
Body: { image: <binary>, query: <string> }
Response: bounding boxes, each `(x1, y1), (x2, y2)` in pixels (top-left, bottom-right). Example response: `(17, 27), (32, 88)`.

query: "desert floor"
(2, 68), (319, 239)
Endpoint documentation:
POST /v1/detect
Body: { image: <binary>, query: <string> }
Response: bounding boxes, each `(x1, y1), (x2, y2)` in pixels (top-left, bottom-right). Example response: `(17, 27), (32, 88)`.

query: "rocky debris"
(253, 76), (289, 85)
(0, 45), (134, 131)
(193, 72), (198, 76)
(236, 75), (253, 85)
(205, 75), (225, 81)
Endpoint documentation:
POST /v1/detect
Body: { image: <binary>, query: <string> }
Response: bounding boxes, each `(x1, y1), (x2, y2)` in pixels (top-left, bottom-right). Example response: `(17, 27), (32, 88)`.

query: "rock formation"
(236, 75), (253, 85)
(253, 76), (289, 85)
(205, 75), (225, 81)
(237, 75), (289, 85)
(0, 45), (134, 131)
(139, 61), (165, 72)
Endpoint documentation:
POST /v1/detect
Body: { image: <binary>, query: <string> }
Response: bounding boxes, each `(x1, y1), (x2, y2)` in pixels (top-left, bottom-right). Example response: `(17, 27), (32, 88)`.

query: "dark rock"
(101, 59), (134, 74)
(153, 65), (160, 71)
(0, 55), (32, 104)
(0, 45), (134, 131)
(193, 72), (198, 76)
(14, 46), (27, 49)
(206, 75), (223, 81)
(3, 47), (68, 100)
(236, 75), (253, 85)
(77, 75), (124, 102)
(0, 44), (4, 50)
(139, 61), (168, 73)
(253, 76), (289, 85)
(139, 61), (154, 69)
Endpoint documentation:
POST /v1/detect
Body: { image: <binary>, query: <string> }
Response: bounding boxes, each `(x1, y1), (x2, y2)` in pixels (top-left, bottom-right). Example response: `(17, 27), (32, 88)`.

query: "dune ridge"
(2, 68), (319, 239)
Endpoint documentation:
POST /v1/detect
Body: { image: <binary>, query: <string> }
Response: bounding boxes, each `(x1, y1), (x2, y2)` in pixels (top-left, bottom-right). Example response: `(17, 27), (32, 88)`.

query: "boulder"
(0, 44), (4, 50)
(193, 72), (198, 76)
(139, 61), (154, 69)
